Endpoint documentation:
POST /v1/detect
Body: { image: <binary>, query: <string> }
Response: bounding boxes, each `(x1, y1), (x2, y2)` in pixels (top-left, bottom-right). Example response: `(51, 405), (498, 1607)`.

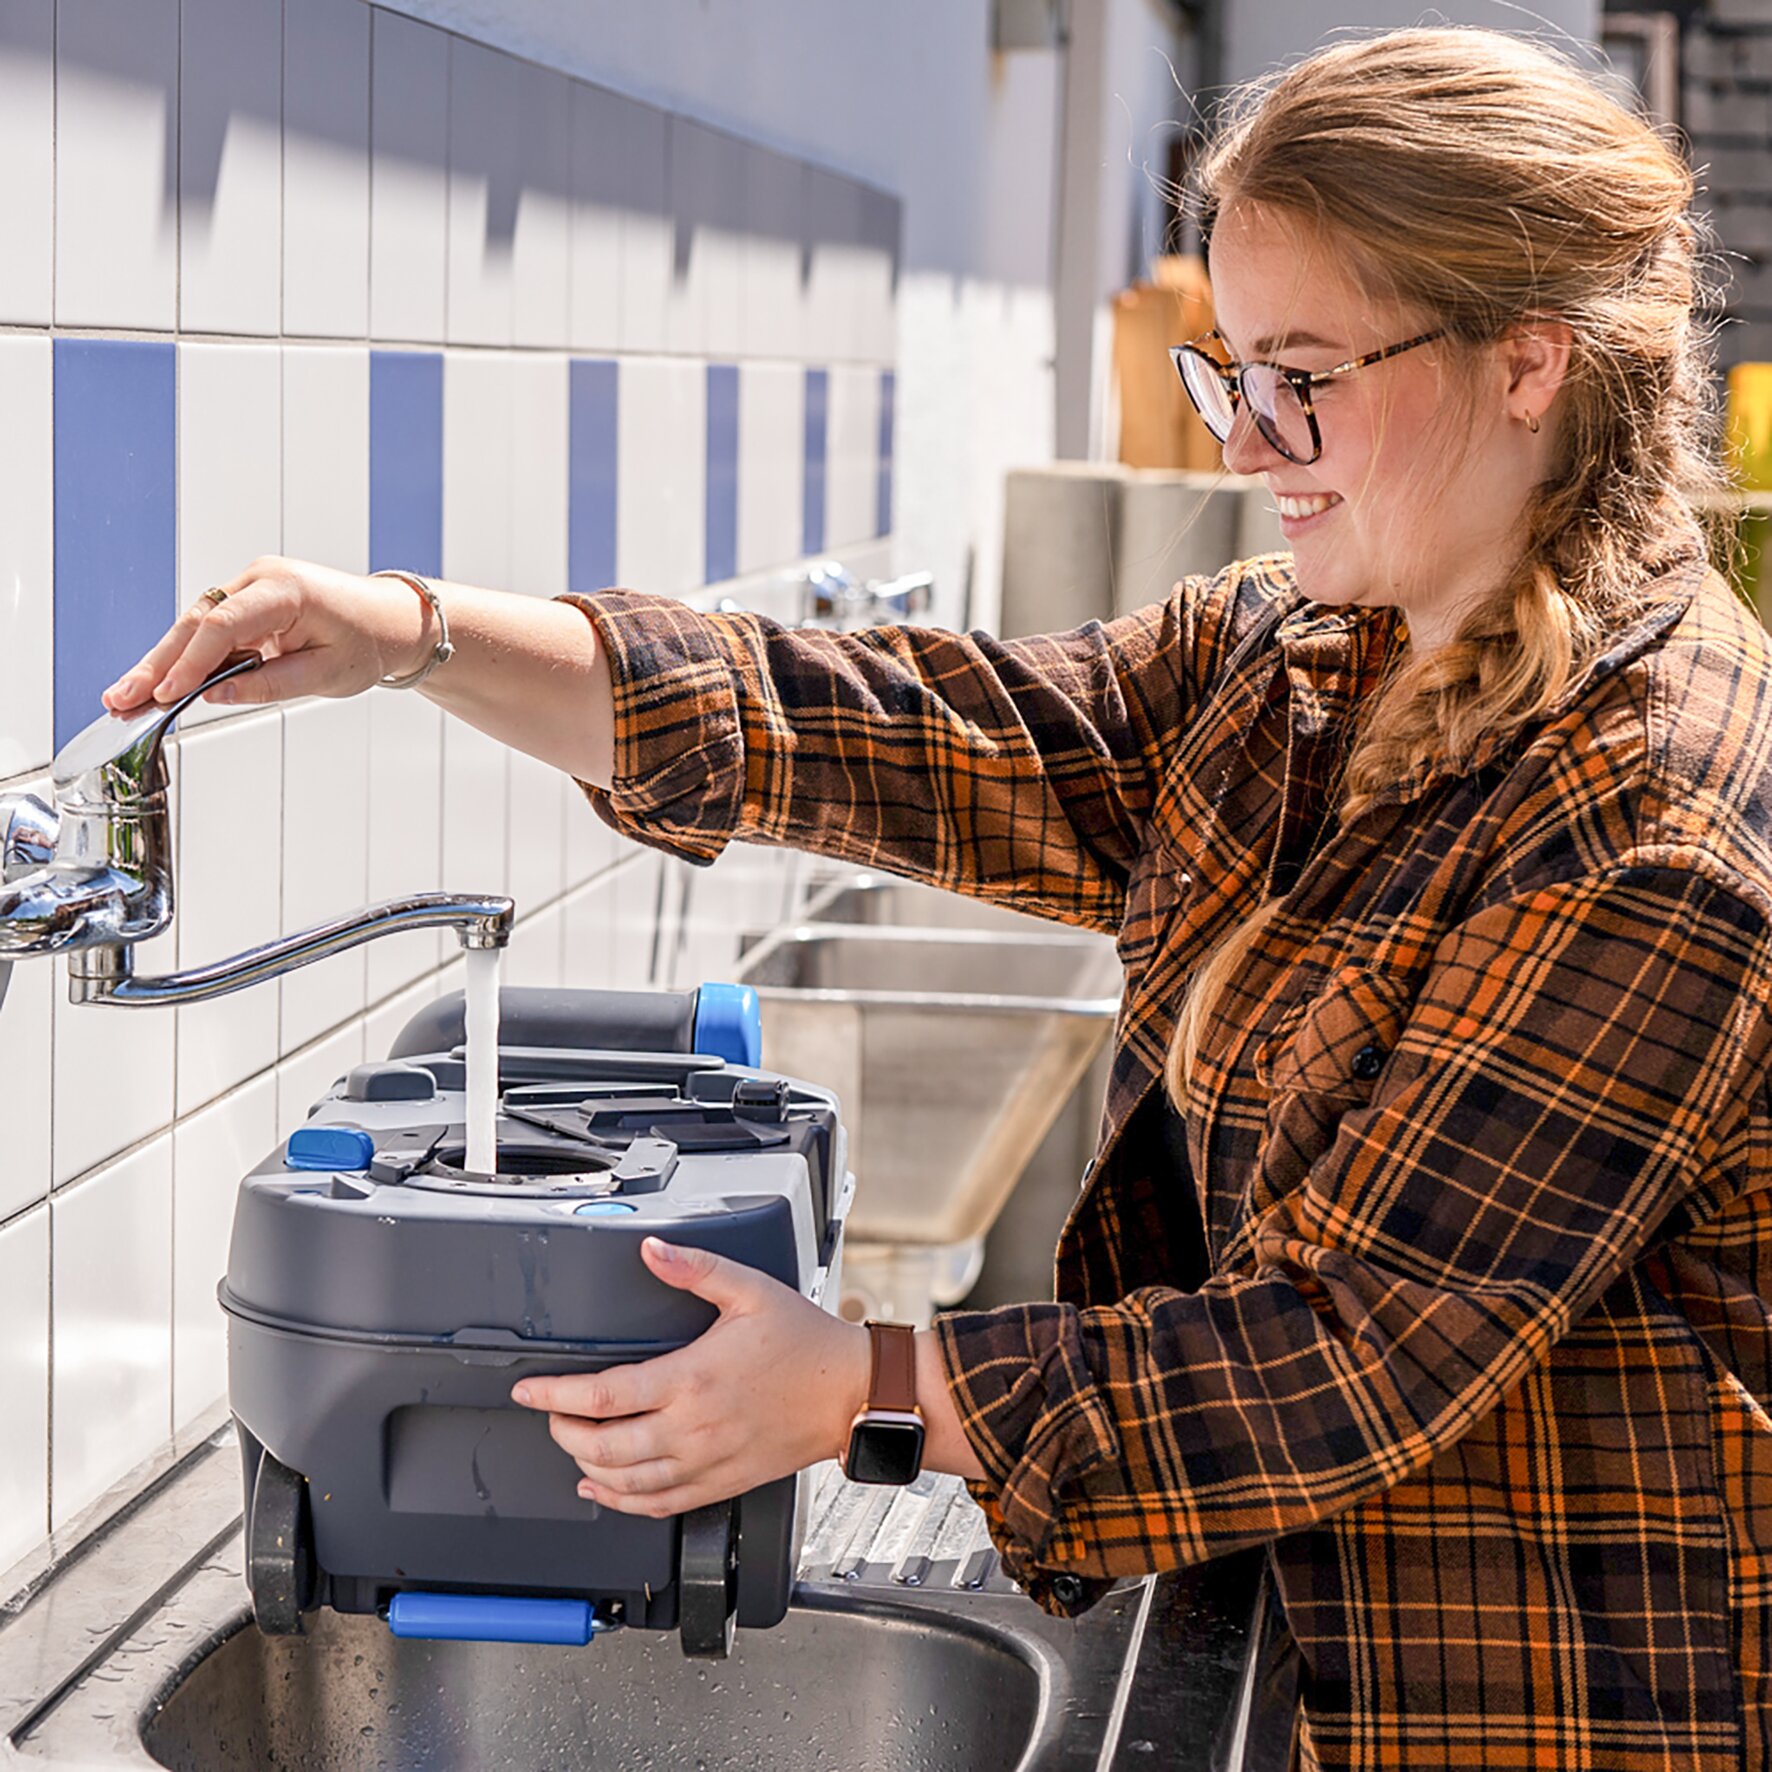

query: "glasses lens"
(1176, 350), (1235, 442)
(1241, 365), (1315, 464)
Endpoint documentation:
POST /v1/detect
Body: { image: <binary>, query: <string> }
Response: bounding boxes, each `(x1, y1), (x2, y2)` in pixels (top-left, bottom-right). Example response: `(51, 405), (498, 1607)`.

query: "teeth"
(1275, 492), (1342, 520)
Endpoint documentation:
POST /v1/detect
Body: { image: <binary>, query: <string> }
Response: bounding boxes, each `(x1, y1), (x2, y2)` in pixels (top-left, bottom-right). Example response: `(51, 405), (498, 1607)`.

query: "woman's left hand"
(511, 1237), (872, 1516)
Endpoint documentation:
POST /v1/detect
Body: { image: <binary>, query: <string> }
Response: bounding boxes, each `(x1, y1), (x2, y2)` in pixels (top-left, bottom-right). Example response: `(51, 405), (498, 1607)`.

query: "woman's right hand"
(102, 557), (431, 714)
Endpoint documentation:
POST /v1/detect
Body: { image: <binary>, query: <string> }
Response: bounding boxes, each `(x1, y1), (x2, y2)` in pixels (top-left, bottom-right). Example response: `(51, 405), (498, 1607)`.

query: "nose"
(1220, 405), (1287, 477)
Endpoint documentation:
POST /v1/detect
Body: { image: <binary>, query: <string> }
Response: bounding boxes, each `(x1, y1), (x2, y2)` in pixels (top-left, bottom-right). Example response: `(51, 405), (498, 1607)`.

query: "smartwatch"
(843, 1320), (926, 1485)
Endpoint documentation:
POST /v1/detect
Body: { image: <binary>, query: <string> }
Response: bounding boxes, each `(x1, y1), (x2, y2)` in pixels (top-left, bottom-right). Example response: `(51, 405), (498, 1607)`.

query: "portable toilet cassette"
(220, 983), (853, 1659)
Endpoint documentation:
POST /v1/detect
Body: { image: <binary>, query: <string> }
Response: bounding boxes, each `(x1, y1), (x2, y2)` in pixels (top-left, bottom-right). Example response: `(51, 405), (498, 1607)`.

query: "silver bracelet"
(372, 570), (455, 690)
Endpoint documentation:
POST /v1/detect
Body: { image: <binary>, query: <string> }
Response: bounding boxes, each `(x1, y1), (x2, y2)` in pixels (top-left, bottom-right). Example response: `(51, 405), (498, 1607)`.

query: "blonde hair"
(1166, 26), (1729, 1109)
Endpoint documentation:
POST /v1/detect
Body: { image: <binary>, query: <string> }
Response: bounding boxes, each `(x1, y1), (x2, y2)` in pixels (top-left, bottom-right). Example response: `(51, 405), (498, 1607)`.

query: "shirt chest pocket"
(1253, 965), (1412, 1105)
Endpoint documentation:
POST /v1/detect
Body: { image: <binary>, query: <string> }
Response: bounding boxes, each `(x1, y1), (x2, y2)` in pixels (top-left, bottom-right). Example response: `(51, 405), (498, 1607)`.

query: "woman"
(109, 28), (1772, 1765)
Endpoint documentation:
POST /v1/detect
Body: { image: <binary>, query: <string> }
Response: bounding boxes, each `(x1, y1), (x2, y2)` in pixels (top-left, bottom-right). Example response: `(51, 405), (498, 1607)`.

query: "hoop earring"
(1524, 412), (1540, 435)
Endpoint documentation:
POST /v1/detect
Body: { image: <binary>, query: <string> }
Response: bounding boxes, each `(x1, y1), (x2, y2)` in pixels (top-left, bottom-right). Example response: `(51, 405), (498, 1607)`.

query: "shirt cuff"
(559, 591), (748, 865)
(936, 1301), (1123, 1613)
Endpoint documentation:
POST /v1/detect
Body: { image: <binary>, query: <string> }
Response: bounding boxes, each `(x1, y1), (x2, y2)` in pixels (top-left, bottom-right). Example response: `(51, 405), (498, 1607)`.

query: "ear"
(1501, 317), (1574, 423)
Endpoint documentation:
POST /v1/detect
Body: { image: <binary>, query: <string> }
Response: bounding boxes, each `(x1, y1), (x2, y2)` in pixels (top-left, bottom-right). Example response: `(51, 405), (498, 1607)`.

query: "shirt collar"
(1263, 555), (1707, 800)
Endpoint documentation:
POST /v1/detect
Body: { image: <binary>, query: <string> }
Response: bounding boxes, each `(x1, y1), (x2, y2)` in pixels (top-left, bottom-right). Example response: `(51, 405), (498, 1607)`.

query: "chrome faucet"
(0, 658), (512, 1008)
(795, 561), (934, 631)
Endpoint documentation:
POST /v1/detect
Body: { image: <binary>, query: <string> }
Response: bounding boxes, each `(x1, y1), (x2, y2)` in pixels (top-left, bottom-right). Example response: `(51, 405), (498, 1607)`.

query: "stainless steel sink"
(737, 915), (1120, 1250)
(806, 874), (1067, 938)
(2, 1422), (1196, 1772)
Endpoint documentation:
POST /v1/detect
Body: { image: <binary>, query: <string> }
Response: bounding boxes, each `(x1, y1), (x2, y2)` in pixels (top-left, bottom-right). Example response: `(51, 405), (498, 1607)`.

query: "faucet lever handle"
(51, 655), (263, 793)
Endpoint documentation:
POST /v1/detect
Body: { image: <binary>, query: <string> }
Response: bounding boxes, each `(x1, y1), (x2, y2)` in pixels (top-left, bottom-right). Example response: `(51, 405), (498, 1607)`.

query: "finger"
(641, 1237), (765, 1313)
(546, 1411), (663, 1470)
(513, 1364), (659, 1418)
(154, 581), (296, 704)
(202, 647), (341, 708)
(579, 1475), (730, 1520)
(102, 602), (214, 711)
(571, 1454), (682, 1498)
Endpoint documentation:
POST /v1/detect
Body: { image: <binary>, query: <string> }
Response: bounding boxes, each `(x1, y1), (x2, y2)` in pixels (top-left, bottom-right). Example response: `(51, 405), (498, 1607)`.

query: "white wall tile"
(741, 146), (805, 363)
(283, 0), (370, 338)
(561, 870), (614, 990)
(858, 186), (901, 365)
(564, 779), (623, 891)
(363, 973), (440, 1066)
(180, 0), (282, 336)
(0, 2), (53, 324)
(178, 343), (282, 728)
(567, 82), (620, 352)
(0, 338), (53, 776)
(0, 1205), (48, 1570)
(508, 753), (566, 920)
(737, 361), (804, 576)
(175, 712), (283, 1117)
(446, 38), (519, 347)
(365, 692), (444, 1002)
(513, 63), (572, 350)
(509, 354), (569, 600)
(504, 901), (563, 990)
(369, 9), (449, 343)
(609, 851), (663, 989)
(668, 118), (744, 359)
(52, 1137), (173, 1529)
(574, 87), (669, 356)
(0, 946), (53, 1223)
(442, 351), (512, 588)
(804, 168), (861, 366)
(276, 1017), (363, 1138)
(827, 365), (882, 550)
(280, 699), (370, 1054)
(616, 357), (705, 598)
(55, 0), (180, 330)
(282, 346), (370, 572)
(440, 721), (509, 899)
(172, 1072), (275, 1428)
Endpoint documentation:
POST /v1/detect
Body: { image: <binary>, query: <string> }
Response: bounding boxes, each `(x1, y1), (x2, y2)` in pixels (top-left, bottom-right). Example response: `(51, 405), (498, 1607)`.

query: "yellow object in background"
(1724, 365), (1772, 621)
(1728, 363), (1772, 491)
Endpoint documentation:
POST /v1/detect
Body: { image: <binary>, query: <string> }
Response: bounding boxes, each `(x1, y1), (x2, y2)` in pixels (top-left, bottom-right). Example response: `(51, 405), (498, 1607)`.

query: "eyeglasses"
(1170, 326), (1446, 465)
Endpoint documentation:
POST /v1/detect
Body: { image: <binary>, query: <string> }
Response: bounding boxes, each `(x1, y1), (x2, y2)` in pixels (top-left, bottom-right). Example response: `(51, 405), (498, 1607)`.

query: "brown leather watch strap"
(864, 1320), (919, 1414)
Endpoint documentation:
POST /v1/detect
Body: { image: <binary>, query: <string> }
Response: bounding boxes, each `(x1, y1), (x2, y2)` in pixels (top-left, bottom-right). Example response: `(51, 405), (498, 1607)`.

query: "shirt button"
(1051, 1574), (1085, 1605)
(1351, 1043), (1385, 1080)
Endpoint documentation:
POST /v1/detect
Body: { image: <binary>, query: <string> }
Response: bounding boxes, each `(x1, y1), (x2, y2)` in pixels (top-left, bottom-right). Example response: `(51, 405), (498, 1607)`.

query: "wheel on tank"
(678, 1498), (739, 1659)
(246, 1445), (317, 1636)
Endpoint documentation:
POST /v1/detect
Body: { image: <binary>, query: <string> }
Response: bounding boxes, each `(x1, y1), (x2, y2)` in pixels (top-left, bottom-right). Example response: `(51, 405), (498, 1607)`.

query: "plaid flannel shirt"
(567, 551), (1772, 1769)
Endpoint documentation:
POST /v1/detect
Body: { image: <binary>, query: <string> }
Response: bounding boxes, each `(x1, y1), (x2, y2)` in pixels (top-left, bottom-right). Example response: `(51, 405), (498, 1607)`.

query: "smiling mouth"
(1274, 491), (1344, 520)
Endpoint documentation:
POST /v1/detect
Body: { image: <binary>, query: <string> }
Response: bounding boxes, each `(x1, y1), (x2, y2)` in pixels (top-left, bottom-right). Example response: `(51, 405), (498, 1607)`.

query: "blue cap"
(574, 1200), (637, 1216)
(693, 981), (762, 1068)
(286, 1126), (376, 1173)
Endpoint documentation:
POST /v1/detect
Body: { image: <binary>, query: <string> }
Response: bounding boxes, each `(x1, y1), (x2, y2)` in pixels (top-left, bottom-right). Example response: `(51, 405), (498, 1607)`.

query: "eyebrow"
(1234, 330), (1346, 359)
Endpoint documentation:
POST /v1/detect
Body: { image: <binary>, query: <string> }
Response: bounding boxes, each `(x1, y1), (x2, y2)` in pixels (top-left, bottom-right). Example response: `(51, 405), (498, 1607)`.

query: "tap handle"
(51, 655), (263, 793)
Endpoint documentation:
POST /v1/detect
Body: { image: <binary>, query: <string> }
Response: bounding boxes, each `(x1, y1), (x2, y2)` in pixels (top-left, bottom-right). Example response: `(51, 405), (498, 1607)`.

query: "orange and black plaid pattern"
(569, 549), (1772, 1769)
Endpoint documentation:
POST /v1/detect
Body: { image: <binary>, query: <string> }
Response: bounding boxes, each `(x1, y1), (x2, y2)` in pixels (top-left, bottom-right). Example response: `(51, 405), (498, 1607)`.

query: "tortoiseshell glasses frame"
(1169, 326), (1446, 465)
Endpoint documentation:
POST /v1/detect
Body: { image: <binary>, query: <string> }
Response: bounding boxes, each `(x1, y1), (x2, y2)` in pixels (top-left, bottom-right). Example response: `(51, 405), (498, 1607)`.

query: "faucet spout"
(68, 892), (515, 1007)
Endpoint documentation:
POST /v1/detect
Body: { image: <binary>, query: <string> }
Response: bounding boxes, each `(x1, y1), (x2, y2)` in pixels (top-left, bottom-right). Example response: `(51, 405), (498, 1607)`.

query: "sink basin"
(736, 923), (1120, 1247)
(137, 1599), (1038, 1772)
(3, 1427), (1188, 1772)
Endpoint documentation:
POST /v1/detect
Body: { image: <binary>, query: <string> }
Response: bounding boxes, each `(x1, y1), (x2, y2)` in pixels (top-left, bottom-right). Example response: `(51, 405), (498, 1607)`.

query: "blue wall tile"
(802, 366), (828, 559)
(568, 358), (618, 594)
(53, 339), (176, 751)
(876, 368), (896, 539)
(704, 363), (739, 586)
(368, 350), (443, 578)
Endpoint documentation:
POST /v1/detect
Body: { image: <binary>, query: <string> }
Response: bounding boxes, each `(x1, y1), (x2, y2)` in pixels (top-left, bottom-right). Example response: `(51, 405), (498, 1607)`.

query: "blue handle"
(285, 1126), (375, 1173)
(693, 982), (762, 1068)
(387, 1591), (609, 1646)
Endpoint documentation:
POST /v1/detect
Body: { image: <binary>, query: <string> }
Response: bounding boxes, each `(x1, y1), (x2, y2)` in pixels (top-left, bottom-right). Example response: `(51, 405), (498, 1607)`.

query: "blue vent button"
(286, 1126), (376, 1173)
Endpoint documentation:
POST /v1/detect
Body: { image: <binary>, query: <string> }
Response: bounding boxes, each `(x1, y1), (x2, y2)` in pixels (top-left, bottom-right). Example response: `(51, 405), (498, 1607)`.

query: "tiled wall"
(0, 0), (898, 1570)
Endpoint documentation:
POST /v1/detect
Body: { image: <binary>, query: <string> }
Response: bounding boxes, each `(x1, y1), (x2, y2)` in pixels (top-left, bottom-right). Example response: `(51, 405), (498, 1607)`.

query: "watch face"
(846, 1417), (926, 1486)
